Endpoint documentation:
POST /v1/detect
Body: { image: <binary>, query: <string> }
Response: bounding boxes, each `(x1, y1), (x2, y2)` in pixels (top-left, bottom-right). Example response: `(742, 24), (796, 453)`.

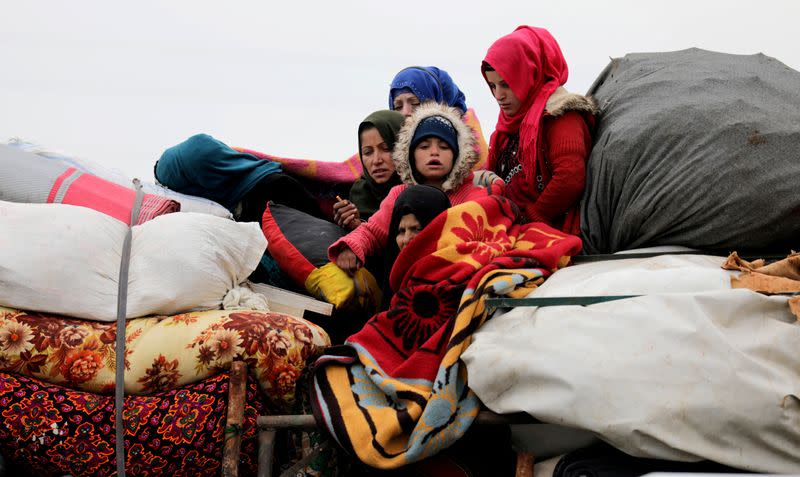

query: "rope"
(115, 179), (144, 477)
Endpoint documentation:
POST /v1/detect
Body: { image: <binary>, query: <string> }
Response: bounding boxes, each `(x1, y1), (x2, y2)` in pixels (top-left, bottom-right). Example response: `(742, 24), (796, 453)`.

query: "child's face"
(392, 92), (421, 117)
(485, 70), (522, 117)
(396, 213), (422, 251)
(360, 127), (396, 185)
(413, 137), (454, 188)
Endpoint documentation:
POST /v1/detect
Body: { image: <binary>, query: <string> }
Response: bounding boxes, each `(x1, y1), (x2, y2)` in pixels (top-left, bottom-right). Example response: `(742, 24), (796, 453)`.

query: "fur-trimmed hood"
(545, 86), (599, 117)
(392, 102), (478, 193)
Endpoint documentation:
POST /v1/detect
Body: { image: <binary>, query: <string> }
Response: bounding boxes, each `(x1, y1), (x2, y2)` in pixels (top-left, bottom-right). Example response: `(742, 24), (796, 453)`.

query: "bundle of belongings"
(3, 139), (233, 219)
(0, 143), (331, 476)
(580, 48), (800, 254)
(463, 250), (800, 474)
(0, 143), (180, 225)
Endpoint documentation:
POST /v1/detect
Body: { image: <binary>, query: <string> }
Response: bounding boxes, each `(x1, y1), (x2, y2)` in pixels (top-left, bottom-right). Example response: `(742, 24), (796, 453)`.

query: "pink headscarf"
(482, 26), (569, 172)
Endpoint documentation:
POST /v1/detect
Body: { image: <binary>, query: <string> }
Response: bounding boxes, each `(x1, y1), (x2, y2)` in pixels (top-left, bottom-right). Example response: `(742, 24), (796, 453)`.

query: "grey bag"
(580, 48), (800, 254)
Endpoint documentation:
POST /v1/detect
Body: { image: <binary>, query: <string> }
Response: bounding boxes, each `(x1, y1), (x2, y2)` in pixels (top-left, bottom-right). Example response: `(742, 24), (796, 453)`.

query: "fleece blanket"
(0, 144), (179, 225)
(0, 371), (263, 477)
(311, 196), (581, 468)
(0, 307), (329, 410)
(238, 108), (489, 184)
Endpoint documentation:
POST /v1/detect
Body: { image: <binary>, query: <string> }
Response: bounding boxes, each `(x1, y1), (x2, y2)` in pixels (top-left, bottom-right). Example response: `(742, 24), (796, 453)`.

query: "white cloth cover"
(0, 200), (266, 321)
(463, 254), (800, 473)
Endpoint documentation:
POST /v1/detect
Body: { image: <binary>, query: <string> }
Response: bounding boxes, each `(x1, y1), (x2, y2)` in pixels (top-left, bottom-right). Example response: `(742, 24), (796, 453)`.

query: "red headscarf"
(482, 26), (568, 172)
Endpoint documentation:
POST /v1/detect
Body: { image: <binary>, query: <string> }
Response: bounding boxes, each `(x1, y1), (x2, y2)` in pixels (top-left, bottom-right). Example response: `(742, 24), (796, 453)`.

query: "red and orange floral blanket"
(311, 196), (581, 468)
(0, 308), (329, 410)
(0, 371), (262, 476)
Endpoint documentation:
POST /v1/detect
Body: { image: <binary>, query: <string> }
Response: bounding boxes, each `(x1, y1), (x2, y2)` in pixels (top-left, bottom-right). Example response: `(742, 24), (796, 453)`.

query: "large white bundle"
(0, 200), (265, 321)
(463, 254), (800, 473)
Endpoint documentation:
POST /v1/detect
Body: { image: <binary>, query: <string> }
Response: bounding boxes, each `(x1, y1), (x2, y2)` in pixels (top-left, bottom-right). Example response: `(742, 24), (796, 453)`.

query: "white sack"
(463, 254), (800, 473)
(0, 200), (265, 321)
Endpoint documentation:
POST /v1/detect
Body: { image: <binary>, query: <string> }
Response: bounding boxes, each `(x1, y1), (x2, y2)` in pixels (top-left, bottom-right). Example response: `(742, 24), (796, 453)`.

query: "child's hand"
(335, 247), (362, 275)
(333, 197), (361, 230)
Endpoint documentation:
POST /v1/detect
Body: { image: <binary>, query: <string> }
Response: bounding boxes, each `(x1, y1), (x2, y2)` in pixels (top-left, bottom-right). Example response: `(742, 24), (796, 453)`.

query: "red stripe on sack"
(47, 167), (78, 203)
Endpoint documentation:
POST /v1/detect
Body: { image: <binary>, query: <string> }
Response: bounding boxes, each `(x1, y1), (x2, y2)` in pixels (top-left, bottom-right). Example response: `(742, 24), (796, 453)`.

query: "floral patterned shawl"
(311, 195), (581, 468)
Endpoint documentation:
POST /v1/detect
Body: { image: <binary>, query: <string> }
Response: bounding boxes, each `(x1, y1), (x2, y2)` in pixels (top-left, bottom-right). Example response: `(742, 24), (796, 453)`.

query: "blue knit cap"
(410, 115), (460, 160)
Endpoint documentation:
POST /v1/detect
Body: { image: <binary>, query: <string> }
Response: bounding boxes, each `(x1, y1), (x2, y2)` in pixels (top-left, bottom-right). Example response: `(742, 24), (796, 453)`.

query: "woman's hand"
(333, 198), (361, 231)
(335, 246), (362, 275)
(472, 169), (503, 188)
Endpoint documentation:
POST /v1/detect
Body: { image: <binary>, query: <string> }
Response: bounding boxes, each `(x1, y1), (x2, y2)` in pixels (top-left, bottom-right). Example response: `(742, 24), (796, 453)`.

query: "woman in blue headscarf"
(389, 66), (468, 116)
(388, 65), (491, 171)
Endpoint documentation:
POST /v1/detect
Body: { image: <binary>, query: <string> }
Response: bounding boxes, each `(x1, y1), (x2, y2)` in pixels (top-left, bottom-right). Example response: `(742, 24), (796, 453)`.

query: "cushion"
(261, 202), (381, 313)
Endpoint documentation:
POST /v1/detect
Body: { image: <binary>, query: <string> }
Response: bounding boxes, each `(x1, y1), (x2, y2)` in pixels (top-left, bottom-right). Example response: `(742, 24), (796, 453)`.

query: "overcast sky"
(2, 0), (798, 182)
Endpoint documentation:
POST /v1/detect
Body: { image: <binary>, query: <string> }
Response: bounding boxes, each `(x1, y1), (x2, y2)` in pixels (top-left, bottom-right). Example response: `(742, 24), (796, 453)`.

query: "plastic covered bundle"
(464, 254), (800, 473)
(580, 48), (800, 253)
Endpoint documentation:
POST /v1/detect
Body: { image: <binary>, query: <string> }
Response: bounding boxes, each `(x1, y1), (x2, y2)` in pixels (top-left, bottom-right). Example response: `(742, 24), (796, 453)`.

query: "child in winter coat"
(482, 25), (597, 235)
(329, 102), (498, 274)
(388, 65), (494, 171)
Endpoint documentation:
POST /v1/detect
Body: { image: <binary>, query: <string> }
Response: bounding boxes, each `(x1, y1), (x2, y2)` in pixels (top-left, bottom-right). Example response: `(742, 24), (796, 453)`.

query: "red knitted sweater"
(493, 110), (591, 231)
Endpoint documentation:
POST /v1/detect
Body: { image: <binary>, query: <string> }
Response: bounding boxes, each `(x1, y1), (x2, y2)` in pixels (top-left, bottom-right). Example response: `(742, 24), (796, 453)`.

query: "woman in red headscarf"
(482, 26), (597, 235)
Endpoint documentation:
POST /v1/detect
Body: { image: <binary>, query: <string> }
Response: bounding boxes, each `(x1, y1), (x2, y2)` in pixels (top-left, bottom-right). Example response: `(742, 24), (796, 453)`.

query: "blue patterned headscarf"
(389, 66), (468, 114)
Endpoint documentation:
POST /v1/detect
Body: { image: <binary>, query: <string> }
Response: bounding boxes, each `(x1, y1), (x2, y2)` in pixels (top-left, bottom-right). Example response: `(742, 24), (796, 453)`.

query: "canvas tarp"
(463, 253), (800, 473)
(580, 48), (800, 254)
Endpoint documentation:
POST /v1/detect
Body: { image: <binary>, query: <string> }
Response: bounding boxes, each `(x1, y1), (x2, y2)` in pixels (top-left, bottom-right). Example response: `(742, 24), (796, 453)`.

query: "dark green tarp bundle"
(581, 48), (800, 254)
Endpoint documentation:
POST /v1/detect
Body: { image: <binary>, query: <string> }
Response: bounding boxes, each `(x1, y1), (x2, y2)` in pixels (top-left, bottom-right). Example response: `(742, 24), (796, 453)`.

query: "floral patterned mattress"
(0, 306), (330, 409)
(0, 371), (264, 477)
